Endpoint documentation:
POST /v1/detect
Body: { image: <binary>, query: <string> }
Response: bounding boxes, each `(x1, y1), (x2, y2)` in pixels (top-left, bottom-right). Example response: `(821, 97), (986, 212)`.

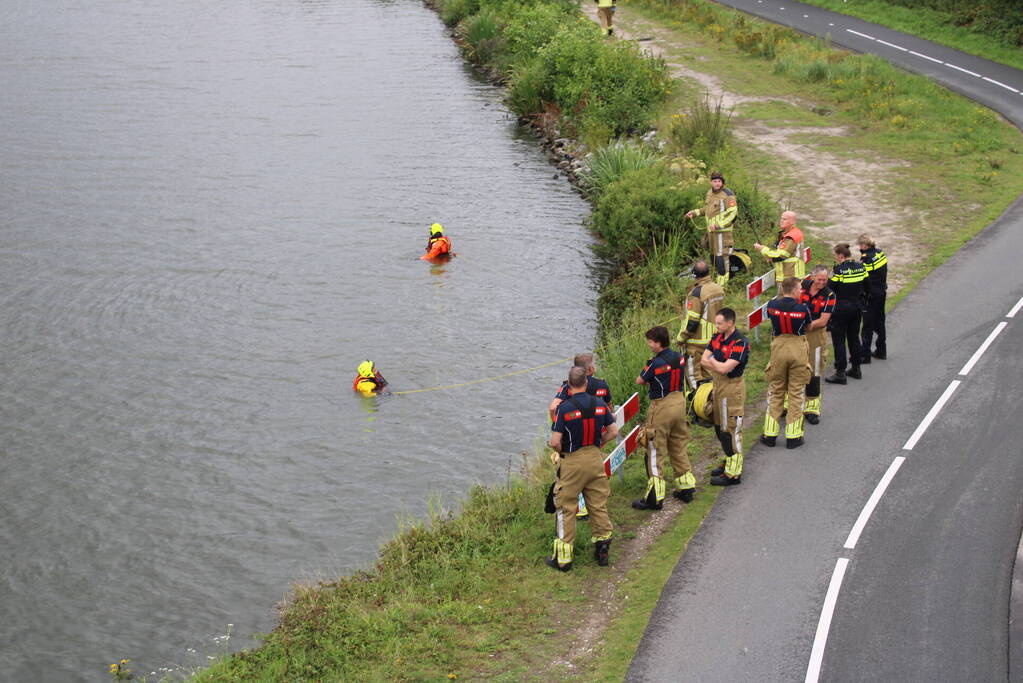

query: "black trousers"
(861, 290), (887, 355)
(830, 305), (863, 371)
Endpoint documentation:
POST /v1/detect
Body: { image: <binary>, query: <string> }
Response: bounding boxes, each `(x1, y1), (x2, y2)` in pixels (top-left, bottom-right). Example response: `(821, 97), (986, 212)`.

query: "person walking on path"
(596, 0), (616, 36)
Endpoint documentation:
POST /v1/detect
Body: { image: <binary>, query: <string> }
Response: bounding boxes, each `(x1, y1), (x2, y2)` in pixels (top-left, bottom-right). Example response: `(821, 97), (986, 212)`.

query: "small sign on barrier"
(746, 269), (776, 300)
(747, 300), (770, 330)
(804, 247), (812, 264)
(603, 425), (641, 478)
(615, 392), (639, 430)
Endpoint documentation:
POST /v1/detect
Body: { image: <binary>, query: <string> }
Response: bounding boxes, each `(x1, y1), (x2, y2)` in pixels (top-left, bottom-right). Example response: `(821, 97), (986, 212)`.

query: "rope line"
(389, 314), (683, 396)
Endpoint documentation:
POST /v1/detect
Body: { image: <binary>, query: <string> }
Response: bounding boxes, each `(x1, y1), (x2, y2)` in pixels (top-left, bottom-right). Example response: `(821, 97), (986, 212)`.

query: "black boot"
(872, 349), (886, 360)
(632, 488), (662, 510)
(672, 487), (694, 503)
(786, 436), (805, 449)
(805, 413), (820, 425)
(860, 355), (871, 365)
(594, 540), (611, 567)
(847, 365), (862, 380)
(545, 556), (572, 572)
(710, 474), (741, 486)
(710, 463), (725, 476)
(760, 434), (777, 447)
(825, 370), (847, 385)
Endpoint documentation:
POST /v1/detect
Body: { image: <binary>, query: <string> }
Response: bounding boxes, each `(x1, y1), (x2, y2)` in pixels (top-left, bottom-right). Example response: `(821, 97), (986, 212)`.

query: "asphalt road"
(627, 4), (1023, 681)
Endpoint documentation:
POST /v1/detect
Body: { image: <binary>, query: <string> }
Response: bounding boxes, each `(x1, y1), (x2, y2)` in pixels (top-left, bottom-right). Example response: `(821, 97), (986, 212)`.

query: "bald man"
(754, 211), (806, 281)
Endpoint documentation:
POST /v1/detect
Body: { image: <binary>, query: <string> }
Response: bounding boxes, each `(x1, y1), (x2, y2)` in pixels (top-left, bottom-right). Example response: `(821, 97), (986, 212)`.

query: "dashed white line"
(828, 22), (834, 27)
(959, 322), (1008, 376)
(805, 558), (850, 683)
(1008, 295), (1023, 318)
(903, 380), (961, 450)
(846, 29), (875, 40)
(945, 63), (982, 78)
(844, 457), (905, 550)
(876, 39), (908, 52)
(909, 50), (944, 65)
(983, 76), (1020, 93)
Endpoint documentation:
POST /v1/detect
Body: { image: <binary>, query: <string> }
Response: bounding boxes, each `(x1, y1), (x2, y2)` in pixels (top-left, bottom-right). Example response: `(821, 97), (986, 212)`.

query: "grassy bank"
(794, 0), (1023, 70)
(183, 0), (1023, 680)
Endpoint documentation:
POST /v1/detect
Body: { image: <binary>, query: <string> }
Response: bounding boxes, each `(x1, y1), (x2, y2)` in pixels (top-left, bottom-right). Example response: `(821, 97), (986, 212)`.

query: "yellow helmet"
(357, 360), (375, 378)
(430, 223), (444, 236)
(729, 250), (752, 276)
(689, 381), (714, 427)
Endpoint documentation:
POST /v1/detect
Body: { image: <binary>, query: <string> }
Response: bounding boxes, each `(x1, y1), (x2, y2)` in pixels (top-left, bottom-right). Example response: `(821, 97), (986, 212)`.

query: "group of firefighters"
(543, 171), (888, 571)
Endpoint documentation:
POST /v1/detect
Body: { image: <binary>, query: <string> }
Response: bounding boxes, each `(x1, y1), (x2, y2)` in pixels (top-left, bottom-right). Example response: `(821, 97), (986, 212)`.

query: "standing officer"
(799, 266), (835, 425)
(700, 308), (749, 486)
(634, 326), (695, 509)
(685, 171), (738, 286)
(826, 243), (867, 385)
(754, 210), (805, 281)
(676, 260), (725, 392)
(858, 234), (888, 361)
(548, 367), (617, 571)
(596, 0), (616, 35)
(762, 277), (812, 449)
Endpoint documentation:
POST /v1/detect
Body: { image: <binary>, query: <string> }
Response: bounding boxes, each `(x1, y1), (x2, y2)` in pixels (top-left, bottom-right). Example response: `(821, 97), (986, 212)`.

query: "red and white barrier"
(746, 269), (776, 301)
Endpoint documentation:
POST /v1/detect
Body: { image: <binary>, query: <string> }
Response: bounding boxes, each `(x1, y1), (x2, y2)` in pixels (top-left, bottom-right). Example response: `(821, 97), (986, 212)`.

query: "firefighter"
(548, 367), (617, 571)
(352, 360), (387, 396)
(825, 243), (867, 384)
(421, 223), (451, 260)
(800, 265), (835, 425)
(634, 326), (695, 509)
(754, 211), (805, 281)
(701, 308), (749, 486)
(596, 0), (616, 35)
(675, 261), (725, 392)
(685, 171), (738, 286)
(762, 277), (812, 449)
(858, 234), (888, 361)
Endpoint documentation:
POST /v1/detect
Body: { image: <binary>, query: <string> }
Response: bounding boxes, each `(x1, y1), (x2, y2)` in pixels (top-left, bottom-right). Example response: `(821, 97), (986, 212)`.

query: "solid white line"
(844, 457), (905, 550)
(903, 380), (961, 450)
(983, 76), (1020, 93)
(946, 63), (982, 78)
(1009, 295), (1023, 318)
(847, 29), (875, 40)
(959, 322), (1008, 376)
(910, 50), (944, 64)
(876, 39), (908, 52)
(805, 558), (850, 683)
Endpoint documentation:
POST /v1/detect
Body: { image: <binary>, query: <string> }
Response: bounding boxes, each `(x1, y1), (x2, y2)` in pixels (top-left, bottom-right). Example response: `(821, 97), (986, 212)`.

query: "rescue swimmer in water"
(353, 360), (388, 396)
(421, 222), (452, 261)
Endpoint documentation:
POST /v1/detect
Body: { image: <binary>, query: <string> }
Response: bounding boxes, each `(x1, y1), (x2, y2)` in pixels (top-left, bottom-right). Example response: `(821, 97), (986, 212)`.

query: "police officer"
(685, 172), (738, 286)
(858, 234), (888, 361)
(826, 243), (867, 384)
(634, 326), (695, 509)
(799, 266), (835, 425)
(548, 367), (618, 571)
(762, 277), (812, 449)
(701, 308), (749, 486)
(754, 210), (805, 281)
(676, 260), (725, 392)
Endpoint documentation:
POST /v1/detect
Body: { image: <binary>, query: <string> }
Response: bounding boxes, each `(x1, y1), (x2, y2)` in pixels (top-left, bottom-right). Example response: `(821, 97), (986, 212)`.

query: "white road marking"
(959, 322), (1008, 376)
(1008, 295), (1023, 318)
(844, 457), (905, 550)
(876, 39), (908, 52)
(910, 50), (944, 64)
(977, 76), (1018, 92)
(829, 22), (835, 27)
(946, 63), (982, 78)
(805, 557), (850, 683)
(903, 380), (961, 450)
(846, 29), (875, 40)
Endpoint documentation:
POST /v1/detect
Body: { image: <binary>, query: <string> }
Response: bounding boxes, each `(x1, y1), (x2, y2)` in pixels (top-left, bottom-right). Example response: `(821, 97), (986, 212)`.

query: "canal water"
(0, 0), (596, 678)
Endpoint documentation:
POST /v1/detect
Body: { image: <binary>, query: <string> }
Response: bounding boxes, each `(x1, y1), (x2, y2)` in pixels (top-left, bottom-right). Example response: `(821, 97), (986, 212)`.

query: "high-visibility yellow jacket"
(676, 276), (725, 347)
(760, 227), (805, 280)
(690, 187), (738, 233)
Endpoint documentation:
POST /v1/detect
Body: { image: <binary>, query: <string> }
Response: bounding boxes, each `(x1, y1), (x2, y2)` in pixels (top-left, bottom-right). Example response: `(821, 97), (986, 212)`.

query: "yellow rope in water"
(389, 314), (683, 396)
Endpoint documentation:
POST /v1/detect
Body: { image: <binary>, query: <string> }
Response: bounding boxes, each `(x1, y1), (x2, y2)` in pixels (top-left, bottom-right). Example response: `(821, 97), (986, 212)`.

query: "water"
(0, 0), (597, 678)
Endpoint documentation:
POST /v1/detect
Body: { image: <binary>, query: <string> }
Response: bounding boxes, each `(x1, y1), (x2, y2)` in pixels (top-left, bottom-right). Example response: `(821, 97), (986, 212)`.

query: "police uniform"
(689, 187), (738, 286)
(550, 392), (615, 570)
(706, 329), (749, 482)
(763, 296), (812, 446)
(759, 227), (806, 280)
(859, 245), (888, 360)
(800, 278), (836, 420)
(828, 260), (867, 377)
(637, 349), (694, 507)
(675, 275), (725, 391)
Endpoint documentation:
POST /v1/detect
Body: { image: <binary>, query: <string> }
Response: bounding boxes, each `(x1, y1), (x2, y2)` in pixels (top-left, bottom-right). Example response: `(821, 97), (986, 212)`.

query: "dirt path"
(583, 5), (919, 292)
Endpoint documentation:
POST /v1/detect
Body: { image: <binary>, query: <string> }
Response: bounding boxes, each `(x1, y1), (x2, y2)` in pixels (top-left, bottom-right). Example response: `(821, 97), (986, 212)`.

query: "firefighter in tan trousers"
(799, 265), (836, 425)
(676, 260), (725, 392)
(547, 367), (618, 571)
(633, 326), (695, 510)
(685, 171), (738, 286)
(596, 0), (616, 35)
(761, 277), (813, 449)
(701, 308), (749, 486)
(755, 210), (806, 280)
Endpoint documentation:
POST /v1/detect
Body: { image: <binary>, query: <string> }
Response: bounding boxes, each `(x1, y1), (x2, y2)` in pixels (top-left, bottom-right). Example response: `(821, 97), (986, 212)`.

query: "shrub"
(502, 3), (574, 63)
(580, 140), (662, 197)
(460, 8), (505, 66)
(667, 96), (733, 163)
(438, 0), (480, 27)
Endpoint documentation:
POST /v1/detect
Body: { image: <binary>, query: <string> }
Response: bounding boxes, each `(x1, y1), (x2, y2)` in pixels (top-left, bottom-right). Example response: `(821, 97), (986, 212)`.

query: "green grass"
(795, 0), (1023, 71)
